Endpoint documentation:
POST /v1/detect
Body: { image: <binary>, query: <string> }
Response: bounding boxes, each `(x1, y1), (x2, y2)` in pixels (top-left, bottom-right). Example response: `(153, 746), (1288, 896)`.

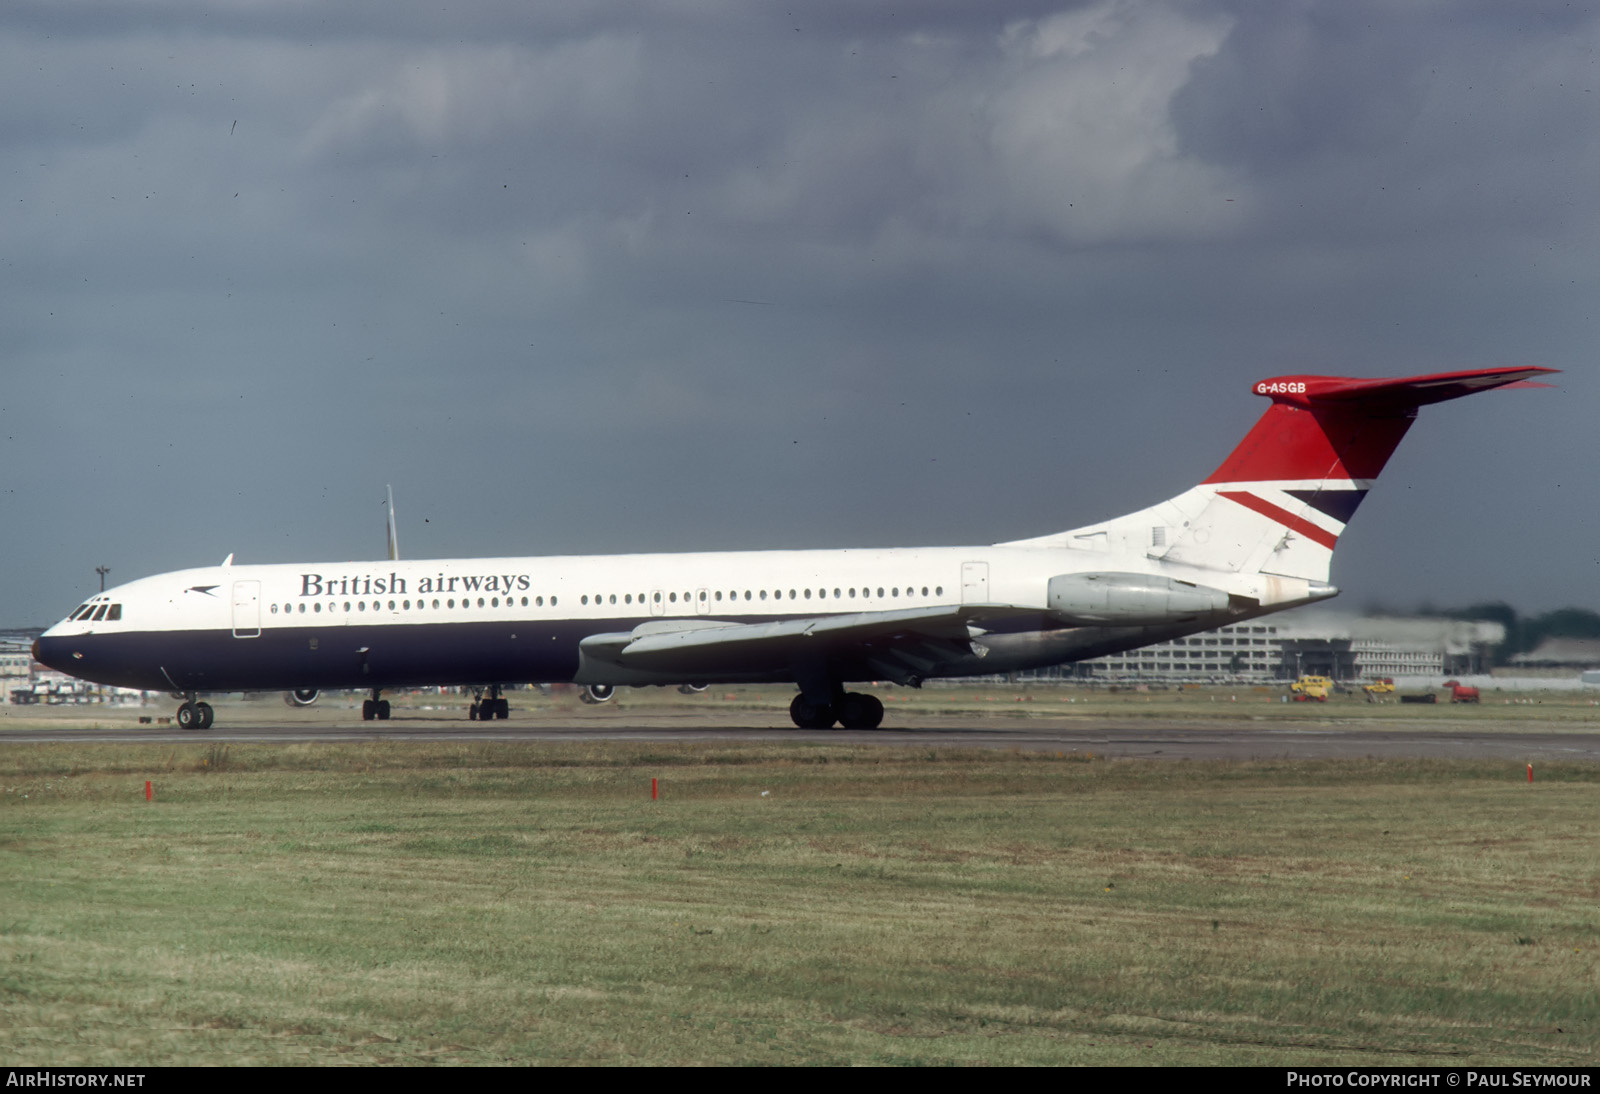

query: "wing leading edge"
(577, 604), (1037, 686)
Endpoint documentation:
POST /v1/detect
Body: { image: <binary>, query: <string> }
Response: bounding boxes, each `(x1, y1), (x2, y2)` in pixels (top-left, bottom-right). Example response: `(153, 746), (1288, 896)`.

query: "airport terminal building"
(1017, 614), (1505, 685)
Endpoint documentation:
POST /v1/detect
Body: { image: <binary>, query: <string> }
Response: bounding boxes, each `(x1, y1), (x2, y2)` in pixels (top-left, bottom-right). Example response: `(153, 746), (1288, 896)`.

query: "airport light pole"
(96, 566), (110, 592)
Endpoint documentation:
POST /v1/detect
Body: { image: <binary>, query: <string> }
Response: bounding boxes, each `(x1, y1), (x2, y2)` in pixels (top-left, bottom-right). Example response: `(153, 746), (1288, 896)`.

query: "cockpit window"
(107, 604), (122, 621)
(90, 605), (108, 622)
(71, 604), (94, 621)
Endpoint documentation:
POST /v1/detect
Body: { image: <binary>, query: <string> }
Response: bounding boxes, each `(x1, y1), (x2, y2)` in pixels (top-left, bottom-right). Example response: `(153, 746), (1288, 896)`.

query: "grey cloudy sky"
(2, 0), (1596, 627)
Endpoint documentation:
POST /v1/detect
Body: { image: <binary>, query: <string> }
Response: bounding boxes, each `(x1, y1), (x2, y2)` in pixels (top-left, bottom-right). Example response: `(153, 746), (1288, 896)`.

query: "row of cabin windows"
(272, 595), (558, 615)
(68, 602), (122, 622)
(266, 584), (950, 617)
(578, 586), (945, 607)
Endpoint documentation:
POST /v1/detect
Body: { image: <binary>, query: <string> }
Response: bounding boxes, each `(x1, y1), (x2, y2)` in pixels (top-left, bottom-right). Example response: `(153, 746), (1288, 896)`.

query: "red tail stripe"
(1203, 403), (1414, 483)
(1217, 491), (1340, 550)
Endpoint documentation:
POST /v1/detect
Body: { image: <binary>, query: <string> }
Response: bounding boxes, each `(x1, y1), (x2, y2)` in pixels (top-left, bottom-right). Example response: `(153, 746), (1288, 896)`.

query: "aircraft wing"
(578, 604), (1036, 685)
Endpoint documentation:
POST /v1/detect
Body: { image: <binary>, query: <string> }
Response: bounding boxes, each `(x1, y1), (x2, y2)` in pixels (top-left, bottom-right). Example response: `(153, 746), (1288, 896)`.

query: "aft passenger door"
(961, 562), (989, 604)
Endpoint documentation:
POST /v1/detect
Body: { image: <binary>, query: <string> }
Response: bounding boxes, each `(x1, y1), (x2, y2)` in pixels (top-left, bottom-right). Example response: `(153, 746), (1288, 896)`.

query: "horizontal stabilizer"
(1251, 366), (1557, 410)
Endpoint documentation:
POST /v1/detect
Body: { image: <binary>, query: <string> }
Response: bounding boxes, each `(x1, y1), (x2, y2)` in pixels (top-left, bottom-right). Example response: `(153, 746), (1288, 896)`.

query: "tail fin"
(1008, 367), (1556, 583)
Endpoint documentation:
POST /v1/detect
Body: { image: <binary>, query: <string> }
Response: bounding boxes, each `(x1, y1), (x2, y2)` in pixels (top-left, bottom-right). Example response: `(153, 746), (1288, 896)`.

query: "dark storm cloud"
(1174, 1), (1600, 245)
(2, 1), (1596, 627)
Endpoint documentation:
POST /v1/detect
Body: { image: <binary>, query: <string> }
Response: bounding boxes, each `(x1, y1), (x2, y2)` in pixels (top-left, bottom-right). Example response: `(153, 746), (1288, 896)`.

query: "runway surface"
(6, 708), (1600, 762)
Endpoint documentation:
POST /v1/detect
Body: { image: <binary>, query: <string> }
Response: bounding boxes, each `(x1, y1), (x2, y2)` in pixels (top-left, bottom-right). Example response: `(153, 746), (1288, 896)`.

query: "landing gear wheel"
(468, 701), (480, 721)
(177, 702), (199, 730)
(490, 698), (509, 720)
(837, 692), (884, 730)
(377, 700), (391, 720)
(362, 699), (376, 721)
(789, 693), (837, 730)
(195, 702), (214, 730)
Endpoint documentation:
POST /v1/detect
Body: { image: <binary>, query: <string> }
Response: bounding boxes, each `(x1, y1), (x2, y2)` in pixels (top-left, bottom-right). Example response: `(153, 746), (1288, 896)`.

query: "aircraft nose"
(32, 635), (69, 674)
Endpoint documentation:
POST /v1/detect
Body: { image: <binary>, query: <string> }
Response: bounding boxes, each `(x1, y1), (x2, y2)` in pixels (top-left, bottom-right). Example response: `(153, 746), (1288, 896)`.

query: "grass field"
(3, 741), (1597, 1065)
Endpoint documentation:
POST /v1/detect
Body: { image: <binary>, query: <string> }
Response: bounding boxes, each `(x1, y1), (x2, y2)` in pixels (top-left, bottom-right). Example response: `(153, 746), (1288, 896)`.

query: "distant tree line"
(1370, 602), (1600, 666)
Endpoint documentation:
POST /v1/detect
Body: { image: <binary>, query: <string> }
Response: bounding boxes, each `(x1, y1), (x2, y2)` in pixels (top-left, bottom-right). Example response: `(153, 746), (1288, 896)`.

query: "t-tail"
(1008, 366), (1556, 587)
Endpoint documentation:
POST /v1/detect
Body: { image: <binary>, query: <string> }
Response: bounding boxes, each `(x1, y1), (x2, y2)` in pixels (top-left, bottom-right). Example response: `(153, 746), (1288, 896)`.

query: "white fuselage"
(36, 542), (1322, 695)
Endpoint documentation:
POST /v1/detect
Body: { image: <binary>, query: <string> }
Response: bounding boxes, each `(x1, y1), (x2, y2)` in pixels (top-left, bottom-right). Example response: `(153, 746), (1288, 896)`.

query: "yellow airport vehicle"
(1290, 675), (1333, 702)
(1363, 677), (1396, 702)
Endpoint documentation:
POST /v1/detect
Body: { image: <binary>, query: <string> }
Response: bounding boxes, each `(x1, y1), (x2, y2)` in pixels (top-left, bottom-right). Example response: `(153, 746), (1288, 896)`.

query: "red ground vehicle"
(1443, 680), (1481, 703)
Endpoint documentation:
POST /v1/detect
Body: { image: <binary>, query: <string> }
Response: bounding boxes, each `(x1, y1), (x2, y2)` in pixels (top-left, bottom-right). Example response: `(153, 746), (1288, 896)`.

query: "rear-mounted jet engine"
(1047, 572), (1231, 626)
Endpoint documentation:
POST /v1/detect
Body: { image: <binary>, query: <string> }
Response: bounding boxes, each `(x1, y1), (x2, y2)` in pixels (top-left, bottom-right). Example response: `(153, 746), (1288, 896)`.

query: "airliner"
(34, 366), (1552, 730)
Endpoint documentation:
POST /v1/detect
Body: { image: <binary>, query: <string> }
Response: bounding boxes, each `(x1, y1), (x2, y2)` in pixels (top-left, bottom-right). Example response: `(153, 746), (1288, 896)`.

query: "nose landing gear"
(361, 689), (391, 721)
(175, 693), (214, 730)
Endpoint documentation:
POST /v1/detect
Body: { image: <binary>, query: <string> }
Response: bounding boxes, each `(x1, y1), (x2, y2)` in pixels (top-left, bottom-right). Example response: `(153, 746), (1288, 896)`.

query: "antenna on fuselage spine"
(385, 485), (399, 562)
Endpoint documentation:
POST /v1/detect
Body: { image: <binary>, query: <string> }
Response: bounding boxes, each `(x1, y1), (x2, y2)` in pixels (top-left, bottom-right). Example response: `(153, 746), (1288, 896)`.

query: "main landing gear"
(469, 684), (509, 721)
(361, 688), (391, 721)
(176, 693), (214, 730)
(788, 690), (885, 730)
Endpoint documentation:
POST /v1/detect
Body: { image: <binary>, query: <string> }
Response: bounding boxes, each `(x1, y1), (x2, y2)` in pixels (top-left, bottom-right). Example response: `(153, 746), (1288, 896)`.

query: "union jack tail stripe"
(1216, 491), (1339, 550)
